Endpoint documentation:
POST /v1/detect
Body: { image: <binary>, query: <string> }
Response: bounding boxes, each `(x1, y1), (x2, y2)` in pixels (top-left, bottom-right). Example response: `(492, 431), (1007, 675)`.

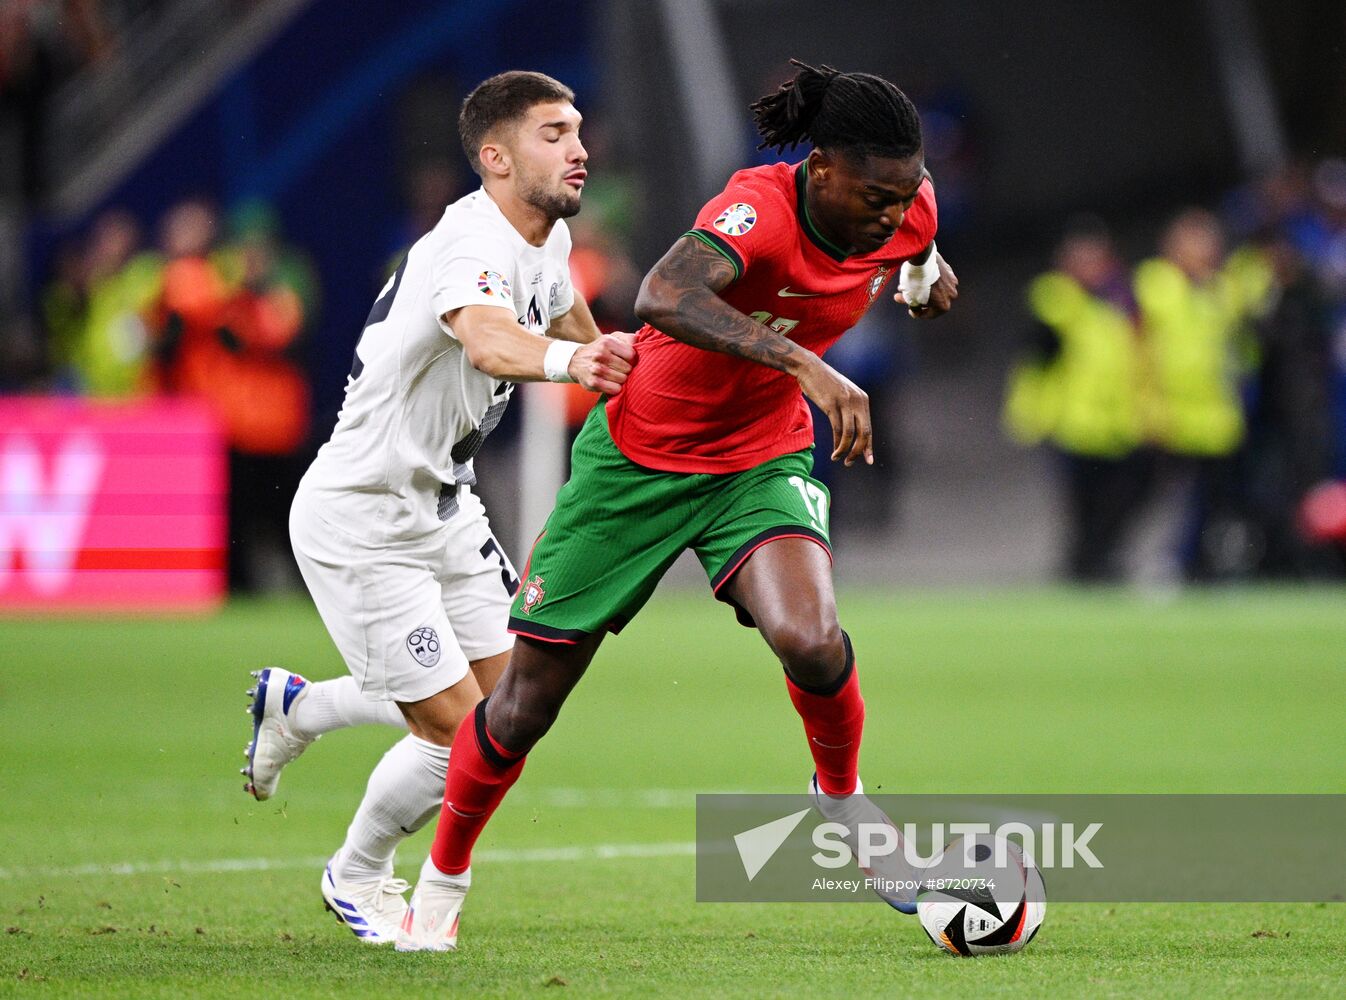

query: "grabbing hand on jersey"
(445, 306), (636, 393)
(795, 356), (872, 467)
(894, 250), (959, 318)
(568, 332), (637, 395)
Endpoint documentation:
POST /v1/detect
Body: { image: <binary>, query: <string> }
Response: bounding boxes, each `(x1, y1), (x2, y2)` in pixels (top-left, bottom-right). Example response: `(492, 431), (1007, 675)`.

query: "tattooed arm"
(633, 235), (873, 466)
(634, 236), (803, 372)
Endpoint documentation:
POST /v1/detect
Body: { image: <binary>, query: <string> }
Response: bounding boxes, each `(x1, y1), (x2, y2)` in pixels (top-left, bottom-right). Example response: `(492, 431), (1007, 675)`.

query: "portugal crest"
(521, 575), (546, 614)
(868, 266), (891, 303)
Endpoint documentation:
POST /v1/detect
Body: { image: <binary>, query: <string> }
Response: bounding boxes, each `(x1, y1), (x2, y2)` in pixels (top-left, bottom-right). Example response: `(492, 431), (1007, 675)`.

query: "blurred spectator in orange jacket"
(211, 200), (315, 457)
(152, 197), (314, 591)
(151, 198), (229, 393)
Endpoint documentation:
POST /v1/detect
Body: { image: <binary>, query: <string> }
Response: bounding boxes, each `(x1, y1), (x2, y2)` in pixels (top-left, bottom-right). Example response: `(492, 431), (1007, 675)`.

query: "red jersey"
(606, 160), (938, 473)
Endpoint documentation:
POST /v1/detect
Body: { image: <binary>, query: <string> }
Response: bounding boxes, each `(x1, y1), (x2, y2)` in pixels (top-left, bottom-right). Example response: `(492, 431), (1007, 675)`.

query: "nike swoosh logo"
(778, 286), (821, 298)
(811, 737), (853, 749)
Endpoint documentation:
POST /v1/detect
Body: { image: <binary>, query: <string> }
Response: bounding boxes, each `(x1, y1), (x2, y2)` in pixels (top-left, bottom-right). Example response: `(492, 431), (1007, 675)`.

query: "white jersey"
(300, 188), (575, 541)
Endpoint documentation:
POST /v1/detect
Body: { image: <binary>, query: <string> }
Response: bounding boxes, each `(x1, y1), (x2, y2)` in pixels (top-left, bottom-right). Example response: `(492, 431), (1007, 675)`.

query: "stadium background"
(4, 0), (1345, 589)
(1, 1), (1344, 995)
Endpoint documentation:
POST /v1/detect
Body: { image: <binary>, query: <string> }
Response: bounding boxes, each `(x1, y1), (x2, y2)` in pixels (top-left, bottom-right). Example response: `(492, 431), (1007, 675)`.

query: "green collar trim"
(794, 161), (851, 262)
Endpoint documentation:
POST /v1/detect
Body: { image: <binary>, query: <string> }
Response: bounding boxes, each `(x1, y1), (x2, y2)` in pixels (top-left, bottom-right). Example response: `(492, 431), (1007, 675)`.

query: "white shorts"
(289, 485), (518, 704)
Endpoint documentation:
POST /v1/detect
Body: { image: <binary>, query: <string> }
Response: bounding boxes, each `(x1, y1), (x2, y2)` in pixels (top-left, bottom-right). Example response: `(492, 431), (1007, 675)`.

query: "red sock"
(429, 699), (526, 876)
(784, 637), (864, 797)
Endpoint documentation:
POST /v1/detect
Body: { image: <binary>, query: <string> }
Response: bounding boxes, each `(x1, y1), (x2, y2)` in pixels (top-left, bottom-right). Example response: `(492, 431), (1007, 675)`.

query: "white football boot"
(242, 667), (318, 800)
(395, 857), (471, 952)
(809, 773), (919, 914)
(320, 857), (410, 944)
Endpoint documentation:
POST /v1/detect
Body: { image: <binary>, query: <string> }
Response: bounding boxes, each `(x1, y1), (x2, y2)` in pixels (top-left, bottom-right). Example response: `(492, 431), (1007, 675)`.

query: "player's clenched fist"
(570, 332), (638, 395)
(894, 251), (959, 318)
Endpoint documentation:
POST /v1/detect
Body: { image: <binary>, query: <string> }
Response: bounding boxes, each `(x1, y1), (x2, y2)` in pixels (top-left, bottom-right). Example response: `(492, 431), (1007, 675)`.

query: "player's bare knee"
(485, 693), (554, 755)
(769, 619), (846, 687)
(417, 720), (457, 747)
(406, 706), (460, 747)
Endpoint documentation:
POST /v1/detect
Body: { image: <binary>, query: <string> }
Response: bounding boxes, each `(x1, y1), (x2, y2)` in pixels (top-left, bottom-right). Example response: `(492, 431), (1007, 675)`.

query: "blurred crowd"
(1004, 158), (1346, 583)
(2, 195), (319, 592)
(7, 72), (1346, 592)
(0, 142), (646, 593)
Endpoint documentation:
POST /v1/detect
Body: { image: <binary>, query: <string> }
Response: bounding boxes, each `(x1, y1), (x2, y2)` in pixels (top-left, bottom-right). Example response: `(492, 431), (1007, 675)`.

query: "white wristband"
(543, 339), (580, 383)
(898, 241), (939, 307)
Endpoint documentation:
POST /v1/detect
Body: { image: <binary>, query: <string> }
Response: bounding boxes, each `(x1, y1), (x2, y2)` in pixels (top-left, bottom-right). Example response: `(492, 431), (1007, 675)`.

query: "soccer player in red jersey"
(397, 61), (959, 950)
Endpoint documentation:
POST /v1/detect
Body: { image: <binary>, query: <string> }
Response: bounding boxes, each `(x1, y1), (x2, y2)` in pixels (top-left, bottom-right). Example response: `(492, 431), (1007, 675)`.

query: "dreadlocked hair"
(750, 59), (921, 162)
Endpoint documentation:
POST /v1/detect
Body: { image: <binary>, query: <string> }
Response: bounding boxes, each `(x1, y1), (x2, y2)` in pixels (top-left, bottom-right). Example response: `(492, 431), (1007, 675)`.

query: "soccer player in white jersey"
(239, 71), (636, 944)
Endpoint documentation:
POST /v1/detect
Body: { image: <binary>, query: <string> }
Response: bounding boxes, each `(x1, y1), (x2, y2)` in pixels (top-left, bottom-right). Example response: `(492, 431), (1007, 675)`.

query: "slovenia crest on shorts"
(521, 575), (545, 614)
(407, 627), (441, 667)
(712, 203), (757, 236)
(478, 270), (511, 299)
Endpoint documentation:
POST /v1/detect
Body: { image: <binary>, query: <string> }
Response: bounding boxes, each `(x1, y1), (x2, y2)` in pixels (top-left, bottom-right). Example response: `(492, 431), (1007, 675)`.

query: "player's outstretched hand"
(894, 252), (959, 318)
(570, 332), (638, 395)
(796, 355), (872, 466)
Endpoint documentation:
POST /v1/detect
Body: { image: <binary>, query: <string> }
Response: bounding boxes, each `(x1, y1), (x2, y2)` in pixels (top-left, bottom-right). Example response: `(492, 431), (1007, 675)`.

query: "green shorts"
(508, 404), (832, 642)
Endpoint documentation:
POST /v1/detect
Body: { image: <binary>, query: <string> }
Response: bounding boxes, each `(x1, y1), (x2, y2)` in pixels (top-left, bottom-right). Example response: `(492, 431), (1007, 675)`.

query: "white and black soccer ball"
(916, 833), (1046, 956)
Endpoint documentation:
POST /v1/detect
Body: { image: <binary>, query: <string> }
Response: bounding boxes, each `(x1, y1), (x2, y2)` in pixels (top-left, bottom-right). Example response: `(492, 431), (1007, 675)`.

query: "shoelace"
(373, 878), (411, 915)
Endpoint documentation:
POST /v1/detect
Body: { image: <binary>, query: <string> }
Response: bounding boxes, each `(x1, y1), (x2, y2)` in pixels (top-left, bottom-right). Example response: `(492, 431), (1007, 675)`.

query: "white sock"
(289, 676), (407, 739)
(332, 734), (450, 881)
(815, 776), (917, 881)
(418, 854), (470, 888)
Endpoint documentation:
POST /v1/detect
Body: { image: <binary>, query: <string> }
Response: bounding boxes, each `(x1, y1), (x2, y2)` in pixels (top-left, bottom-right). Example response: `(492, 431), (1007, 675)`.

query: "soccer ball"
(916, 833), (1046, 956)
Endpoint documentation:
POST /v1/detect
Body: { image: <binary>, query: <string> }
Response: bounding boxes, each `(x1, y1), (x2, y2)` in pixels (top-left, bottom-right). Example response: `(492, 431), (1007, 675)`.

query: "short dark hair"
(750, 59), (921, 163)
(458, 71), (575, 176)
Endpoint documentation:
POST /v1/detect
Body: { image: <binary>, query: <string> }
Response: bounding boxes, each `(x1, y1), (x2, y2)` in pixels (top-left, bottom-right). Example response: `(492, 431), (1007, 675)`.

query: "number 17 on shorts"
(788, 474), (829, 533)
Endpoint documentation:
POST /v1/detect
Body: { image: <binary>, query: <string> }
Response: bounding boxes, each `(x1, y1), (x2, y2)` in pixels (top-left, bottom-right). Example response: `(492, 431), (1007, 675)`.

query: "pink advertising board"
(0, 397), (226, 613)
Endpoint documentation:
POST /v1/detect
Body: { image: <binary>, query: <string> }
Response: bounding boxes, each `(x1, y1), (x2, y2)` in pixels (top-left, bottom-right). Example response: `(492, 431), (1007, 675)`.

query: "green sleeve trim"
(682, 229), (743, 281)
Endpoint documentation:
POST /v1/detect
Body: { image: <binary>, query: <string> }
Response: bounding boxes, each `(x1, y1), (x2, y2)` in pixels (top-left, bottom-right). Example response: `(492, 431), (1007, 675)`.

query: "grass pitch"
(1, 587), (1344, 997)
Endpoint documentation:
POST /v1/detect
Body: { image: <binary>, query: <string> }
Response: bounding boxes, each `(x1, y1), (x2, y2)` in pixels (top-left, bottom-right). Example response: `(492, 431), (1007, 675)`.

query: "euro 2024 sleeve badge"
(713, 203), (757, 237)
(477, 270), (512, 299)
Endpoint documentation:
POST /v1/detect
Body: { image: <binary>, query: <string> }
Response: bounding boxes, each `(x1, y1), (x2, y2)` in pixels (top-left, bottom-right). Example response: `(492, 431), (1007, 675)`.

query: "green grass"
(1, 588), (1344, 997)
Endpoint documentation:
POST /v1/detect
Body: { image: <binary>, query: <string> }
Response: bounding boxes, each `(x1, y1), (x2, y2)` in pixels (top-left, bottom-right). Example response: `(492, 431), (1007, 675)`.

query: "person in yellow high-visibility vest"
(1004, 218), (1153, 580)
(1134, 208), (1271, 579)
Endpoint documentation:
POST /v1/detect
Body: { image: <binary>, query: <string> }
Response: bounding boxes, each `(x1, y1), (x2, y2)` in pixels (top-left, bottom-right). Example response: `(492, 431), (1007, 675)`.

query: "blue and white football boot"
(242, 667), (317, 800)
(321, 855), (410, 945)
(809, 773), (920, 914)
